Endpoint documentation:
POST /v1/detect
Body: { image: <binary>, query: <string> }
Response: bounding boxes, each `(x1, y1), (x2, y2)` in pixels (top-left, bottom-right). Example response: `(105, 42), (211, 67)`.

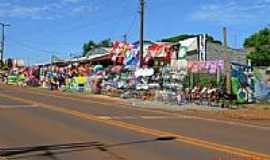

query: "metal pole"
(139, 0), (144, 68)
(0, 23), (10, 68)
(223, 27), (231, 95)
(124, 33), (128, 43)
(197, 35), (200, 61)
(0, 24), (4, 68)
(205, 34), (208, 61)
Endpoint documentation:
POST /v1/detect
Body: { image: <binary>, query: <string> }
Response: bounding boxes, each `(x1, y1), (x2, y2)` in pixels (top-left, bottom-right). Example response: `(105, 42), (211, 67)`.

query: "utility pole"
(223, 27), (231, 96)
(0, 23), (10, 68)
(139, 0), (144, 68)
(123, 33), (128, 43)
(234, 33), (237, 48)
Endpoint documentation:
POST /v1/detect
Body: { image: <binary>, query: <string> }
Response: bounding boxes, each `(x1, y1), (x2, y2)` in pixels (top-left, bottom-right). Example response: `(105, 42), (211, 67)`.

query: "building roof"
(132, 40), (154, 46)
(85, 47), (111, 57)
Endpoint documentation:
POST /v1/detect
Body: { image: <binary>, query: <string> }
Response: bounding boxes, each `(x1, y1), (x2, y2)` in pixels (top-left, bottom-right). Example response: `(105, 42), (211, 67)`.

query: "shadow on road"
(0, 136), (176, 159)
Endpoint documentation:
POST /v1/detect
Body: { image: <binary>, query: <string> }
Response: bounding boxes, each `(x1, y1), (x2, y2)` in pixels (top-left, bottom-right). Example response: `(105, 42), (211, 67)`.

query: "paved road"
(0, 85), (269, 160)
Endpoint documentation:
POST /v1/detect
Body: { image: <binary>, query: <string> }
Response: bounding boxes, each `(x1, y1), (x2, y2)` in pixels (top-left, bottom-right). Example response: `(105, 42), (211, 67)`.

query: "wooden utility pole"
(139, 0), (144, 67)
(0, 23), (10, 68)
(223, 27), (231, 95)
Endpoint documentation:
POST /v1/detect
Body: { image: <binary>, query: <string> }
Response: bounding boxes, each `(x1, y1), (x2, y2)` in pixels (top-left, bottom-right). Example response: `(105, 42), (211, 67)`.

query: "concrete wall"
(187, 42), (248, 64)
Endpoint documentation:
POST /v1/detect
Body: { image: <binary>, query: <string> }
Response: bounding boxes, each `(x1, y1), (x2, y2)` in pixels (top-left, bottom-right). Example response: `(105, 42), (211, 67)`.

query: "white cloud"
(0, 5), (43, 18)
(191, 0), (270, 25)
(71, 6), (96, 16)
(11, 7), (38, 17)
(62, 0), (81, 3)
(0, 1), (96, 19)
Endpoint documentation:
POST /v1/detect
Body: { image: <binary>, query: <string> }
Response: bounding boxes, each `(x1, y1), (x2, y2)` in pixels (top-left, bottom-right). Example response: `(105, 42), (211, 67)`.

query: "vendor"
(58, 73), (66, 88)
(17, 72), (26, 87)
(77, 73), (87, 92)
(51, 74), (59, 90)
(91, 79), (102, 94)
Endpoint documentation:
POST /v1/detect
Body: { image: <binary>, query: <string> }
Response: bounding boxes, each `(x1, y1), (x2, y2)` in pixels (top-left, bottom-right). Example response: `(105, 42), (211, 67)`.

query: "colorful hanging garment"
(187, 60), (224, 74)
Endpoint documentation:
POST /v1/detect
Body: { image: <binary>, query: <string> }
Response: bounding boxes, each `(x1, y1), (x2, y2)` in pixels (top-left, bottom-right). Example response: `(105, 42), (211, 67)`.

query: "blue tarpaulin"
(255, 80), (270, 101)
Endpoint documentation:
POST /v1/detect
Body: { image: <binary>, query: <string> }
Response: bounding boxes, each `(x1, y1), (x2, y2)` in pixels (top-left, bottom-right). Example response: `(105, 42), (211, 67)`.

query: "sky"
(0, 0), (270, 64)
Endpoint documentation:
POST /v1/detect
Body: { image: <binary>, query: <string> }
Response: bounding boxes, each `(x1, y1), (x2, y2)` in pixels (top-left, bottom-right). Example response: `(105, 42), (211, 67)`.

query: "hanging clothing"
(77, 76), (87, 85)
(187, 60), (224, 74)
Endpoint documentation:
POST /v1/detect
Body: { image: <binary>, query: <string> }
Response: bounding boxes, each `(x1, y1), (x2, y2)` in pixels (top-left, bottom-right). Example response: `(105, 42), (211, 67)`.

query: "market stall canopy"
(89, 53), (112, 62)
(178, 37), (198, 52)
(51, 55), (65, 63)
(85, 47), (111, 57)
(70, 57), (88, 62)
(132, 40), (154, 47)
(132, 40), (155, 57)
(67, 53), (111, 64)
(148, 42), (172, 58)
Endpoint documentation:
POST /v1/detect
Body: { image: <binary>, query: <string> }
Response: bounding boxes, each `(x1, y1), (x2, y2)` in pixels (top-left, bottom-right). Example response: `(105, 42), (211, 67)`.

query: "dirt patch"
(180, 104), (270, 127)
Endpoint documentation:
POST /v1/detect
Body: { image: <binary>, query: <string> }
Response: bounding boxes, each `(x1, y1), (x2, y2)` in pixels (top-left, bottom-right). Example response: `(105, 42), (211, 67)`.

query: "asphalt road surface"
(0, 85), (270, 160)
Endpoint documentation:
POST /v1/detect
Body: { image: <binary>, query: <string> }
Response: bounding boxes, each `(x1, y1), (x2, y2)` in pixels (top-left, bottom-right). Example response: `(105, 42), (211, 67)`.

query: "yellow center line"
(0, 93), (269, 159)
(4, 85), (270, 131)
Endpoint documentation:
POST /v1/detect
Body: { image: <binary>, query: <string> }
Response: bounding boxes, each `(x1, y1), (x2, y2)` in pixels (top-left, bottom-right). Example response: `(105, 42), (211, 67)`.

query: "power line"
(4, 1), (139, 64)
(2, 1), (130, 49)
(6, 38), (84, 64)
(7, 0), (135, 57)
(127, 14), (138, 36)
(6, 39), (63, 55)
(100, 0), (133, 40)
(14, 0), (132, 54)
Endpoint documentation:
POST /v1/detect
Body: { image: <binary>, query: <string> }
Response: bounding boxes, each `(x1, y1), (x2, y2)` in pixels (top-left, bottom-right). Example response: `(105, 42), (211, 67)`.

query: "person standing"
(77, 73), (86, 92)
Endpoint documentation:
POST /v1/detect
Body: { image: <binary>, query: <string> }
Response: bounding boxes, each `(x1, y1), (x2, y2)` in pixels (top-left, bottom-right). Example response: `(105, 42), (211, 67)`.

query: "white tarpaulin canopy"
(178, 37), (198, 52)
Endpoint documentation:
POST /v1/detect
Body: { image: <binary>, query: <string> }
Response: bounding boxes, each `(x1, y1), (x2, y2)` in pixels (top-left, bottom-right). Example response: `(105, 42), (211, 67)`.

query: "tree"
(206, 35), (223, 45)
(98, 38), (111, 48)
(82, 39), (112, 57)
(244, 27), (270, 66)
(161, 34), (222, 45)
(161, 34), (195, 43)
(83, 40), (96, 57)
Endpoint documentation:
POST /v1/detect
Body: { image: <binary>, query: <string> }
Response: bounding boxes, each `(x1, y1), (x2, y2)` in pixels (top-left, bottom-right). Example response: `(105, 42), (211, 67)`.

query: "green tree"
(98, 38), (111, 48)
(83, 40), (96, 57)
(82, 39), (112, 57)
(161, 34), (196, 42)
(244, 27), (270, 66)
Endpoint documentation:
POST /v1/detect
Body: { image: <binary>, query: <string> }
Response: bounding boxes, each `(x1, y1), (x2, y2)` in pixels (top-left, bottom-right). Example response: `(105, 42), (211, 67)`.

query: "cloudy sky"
(0, 0), (269, 64)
